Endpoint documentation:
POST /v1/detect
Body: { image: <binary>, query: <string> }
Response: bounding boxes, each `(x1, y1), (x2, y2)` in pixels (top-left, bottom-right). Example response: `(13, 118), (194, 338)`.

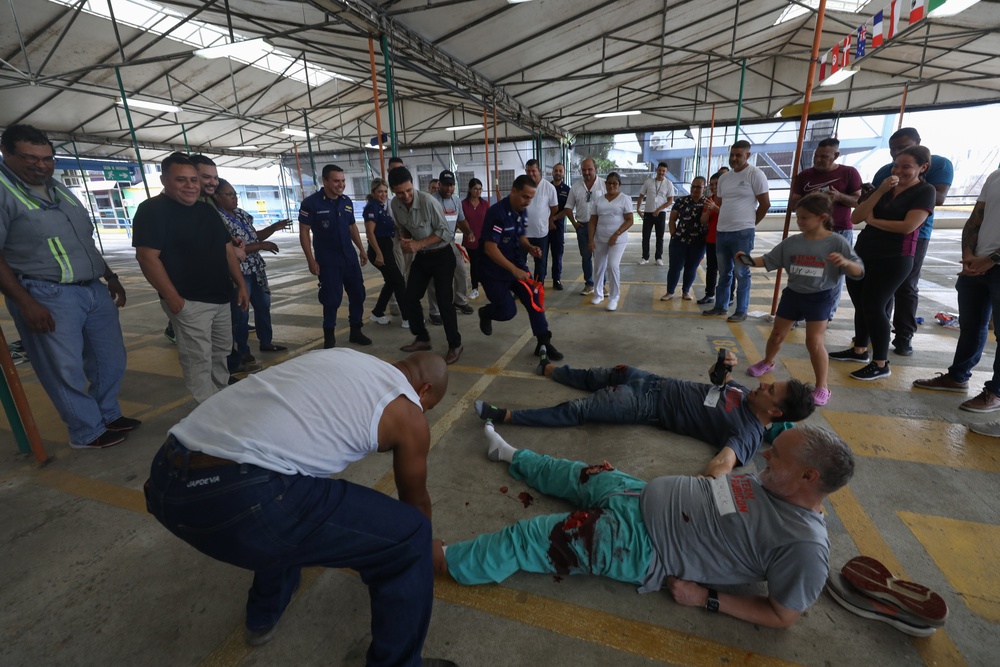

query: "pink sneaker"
(813, 386), (831, 406)
(746, 360), (774, 377)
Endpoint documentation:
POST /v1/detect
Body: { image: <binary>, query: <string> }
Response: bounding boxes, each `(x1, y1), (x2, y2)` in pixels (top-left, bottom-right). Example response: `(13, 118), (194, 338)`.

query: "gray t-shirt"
(657, 379), (764, 466)
(638, 474), (829, 612)
(761, 233), (863, 294)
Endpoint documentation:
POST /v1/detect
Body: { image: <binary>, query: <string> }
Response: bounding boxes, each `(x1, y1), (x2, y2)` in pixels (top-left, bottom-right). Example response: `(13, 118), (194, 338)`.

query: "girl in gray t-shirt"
(735, 193), (864, 407)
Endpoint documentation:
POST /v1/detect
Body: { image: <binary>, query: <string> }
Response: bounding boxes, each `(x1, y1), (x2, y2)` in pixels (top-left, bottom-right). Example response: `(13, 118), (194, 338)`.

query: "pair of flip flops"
(826, 556), (948, 636)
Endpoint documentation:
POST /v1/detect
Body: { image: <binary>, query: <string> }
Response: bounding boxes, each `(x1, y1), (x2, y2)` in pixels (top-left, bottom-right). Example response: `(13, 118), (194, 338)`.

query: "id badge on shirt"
(704, 385), (722, 407)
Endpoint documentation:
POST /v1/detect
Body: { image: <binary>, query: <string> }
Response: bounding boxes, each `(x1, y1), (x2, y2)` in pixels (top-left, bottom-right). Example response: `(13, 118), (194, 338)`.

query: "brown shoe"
(444, 344), (463, 365)
(960, 389), (1000, 413)
(400, 340), (433, 353)
(913, 373), (969, 393)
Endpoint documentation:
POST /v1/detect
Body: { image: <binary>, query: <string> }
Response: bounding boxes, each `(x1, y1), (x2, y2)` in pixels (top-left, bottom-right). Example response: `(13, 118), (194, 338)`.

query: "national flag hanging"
(841, 35), (852, 69)
(818, 50), (829, 81)
(927, 0), (946, 14)
(873, 11), (884, 47)
(857, 24), (867, 58)
(909, 0), (925, 23)
(831, 43), (840, 74)
(887, 1), (901, 40)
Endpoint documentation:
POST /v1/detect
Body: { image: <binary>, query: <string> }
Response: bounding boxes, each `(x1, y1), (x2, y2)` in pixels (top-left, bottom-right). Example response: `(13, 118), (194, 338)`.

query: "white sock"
(484, 421), (517, 463)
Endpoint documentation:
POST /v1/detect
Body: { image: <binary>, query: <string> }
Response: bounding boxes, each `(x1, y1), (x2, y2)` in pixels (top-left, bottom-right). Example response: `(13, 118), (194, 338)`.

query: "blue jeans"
(575, 224), (594, 286)
(446, 450), (654, 586)
(666, 238), (707, 295)
(715, 229), (755, 313)
(232, 273), (272, 355)
(144, 438), (432, 667)
(6, 279), (126, 445)
(831, 229), (854, 316)
(510, 365), (663, 427)
(948, 270), (1000, 394)
(528, 236), (550, 282)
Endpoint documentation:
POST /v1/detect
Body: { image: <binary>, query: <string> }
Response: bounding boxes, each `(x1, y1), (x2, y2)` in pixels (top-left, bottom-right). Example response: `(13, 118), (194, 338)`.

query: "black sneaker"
(851, 361), (891, 381)
(474, 400), (506, 421)
(702, 308), (727, 316)
(535, 346), (549, 376)
(553, 280), (563, 291)
(429, 314), (443, 326)
(456, 303), (474, 315)
(478, 307), (492, 336)
(830, 348), (871, 363)
(71, 430), (127, 450)
(106, 416), (142, 432)
(696, 295), (715, 305)
(893, 338), (914, 356)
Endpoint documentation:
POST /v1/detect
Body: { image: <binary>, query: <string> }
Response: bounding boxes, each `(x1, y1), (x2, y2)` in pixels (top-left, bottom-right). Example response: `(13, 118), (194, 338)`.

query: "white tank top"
(169, 349), (422, 477)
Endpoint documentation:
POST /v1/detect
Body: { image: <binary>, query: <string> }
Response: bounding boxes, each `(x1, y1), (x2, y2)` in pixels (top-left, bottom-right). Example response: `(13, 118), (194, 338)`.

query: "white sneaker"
(655, 259), (664, 266)
(470, 288), (480, 300)
(590, 295), (604, 305)
(370, 313), (390, 325)
(638, 258), (649, 265)
(607, 299), (619, 311)
(401, 320), (410, 329)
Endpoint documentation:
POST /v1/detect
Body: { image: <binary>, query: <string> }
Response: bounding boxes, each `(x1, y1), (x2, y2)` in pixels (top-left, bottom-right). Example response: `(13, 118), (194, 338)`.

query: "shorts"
(776, 287), (836, 322)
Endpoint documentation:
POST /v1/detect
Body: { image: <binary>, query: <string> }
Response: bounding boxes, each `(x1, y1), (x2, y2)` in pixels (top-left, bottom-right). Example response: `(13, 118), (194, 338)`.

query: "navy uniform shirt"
(481, 196), (528, 281)
(553, 181), (570, 223)
(299, 190), (357, 265)
(362, 199), (395, 239)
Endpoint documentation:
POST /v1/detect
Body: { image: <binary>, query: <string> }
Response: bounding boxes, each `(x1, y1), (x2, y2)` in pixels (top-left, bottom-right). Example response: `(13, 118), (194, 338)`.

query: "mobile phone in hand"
(737, 253), (755, 267)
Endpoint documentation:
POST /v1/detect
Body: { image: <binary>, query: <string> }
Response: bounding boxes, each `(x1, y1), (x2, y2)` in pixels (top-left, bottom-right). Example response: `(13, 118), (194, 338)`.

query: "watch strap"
(706, 588), (720, 613)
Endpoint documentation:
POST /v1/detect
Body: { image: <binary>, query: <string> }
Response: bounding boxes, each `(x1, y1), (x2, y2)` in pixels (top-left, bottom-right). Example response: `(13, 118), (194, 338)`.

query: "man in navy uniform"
(478, 175), (564, 361)
(298, 164), (370, 349)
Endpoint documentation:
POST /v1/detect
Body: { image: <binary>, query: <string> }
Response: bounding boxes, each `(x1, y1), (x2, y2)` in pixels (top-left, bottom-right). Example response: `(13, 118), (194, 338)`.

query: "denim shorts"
(776, 287), (836, 322)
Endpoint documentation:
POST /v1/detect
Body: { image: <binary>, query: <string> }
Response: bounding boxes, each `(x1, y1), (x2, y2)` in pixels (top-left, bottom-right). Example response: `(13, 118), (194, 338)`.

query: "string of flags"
(818, 0), (949, 82)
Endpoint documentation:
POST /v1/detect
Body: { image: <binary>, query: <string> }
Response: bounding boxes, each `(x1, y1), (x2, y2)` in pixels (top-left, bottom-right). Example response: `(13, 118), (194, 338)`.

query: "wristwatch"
(989, 251), (1000, 265)
(706, 588), (720, 613)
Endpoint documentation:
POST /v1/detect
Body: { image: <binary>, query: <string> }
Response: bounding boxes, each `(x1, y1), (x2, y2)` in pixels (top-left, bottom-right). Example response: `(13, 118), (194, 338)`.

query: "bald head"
(394, 351), (449, 411)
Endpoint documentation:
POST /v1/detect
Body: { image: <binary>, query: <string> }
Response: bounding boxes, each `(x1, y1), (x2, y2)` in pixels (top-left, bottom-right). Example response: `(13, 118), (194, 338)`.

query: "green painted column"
(380, 34), (398, 156)
(735, 57), (747, 140)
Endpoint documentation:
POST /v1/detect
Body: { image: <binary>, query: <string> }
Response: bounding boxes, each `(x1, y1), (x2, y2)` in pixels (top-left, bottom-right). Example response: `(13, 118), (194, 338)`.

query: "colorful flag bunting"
(818, 50), (829, 81)
(910, 0), (925, 23)
(873, 11), (884, 47)
(857, 24), (867, 58)
(887, 1), (901, 39)
(928, 0), (947, 14)
(841, 35), (852, 69)
(831, 43), (840, 74)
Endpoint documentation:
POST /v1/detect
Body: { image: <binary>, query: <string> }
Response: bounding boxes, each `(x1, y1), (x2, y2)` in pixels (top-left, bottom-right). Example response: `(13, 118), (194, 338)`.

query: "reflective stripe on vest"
(47, 237), (74, 283)
(0, 172), (39, 210)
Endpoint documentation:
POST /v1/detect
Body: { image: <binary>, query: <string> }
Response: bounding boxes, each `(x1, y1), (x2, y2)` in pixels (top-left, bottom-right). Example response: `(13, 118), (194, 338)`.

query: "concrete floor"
(1, 224), (998, 667)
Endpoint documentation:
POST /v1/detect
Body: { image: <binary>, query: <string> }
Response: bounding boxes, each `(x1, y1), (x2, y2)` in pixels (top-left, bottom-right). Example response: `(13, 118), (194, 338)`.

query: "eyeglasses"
(217, 191), (238, 198)
(585, 191), (592, 202)
(12, 152), (56, 166)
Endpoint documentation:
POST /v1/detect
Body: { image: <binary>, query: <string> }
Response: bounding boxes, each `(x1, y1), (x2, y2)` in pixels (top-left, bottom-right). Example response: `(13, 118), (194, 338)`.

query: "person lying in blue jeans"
(475, 350), (815, 477)
(434, 422), (854, 628)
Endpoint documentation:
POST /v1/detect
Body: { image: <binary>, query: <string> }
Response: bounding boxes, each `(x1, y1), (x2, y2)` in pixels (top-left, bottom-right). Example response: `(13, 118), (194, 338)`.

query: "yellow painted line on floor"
(35, 469), (147, 514)
(132, 394), (196, 423)
(728, 320), (763, 367)
(823, 410), (1000, 472)
(827, 487), (966, 666)
(899, 512), (1000, 624)
(433, 577), (802, 667)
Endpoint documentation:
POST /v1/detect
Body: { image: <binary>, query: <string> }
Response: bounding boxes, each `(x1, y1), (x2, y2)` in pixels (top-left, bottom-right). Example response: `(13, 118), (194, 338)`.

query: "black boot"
(349, 323), (372, 346)
(478, 306), (492, 336)
(323, 328), (336, 349)
(534, 332), (563, 361)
